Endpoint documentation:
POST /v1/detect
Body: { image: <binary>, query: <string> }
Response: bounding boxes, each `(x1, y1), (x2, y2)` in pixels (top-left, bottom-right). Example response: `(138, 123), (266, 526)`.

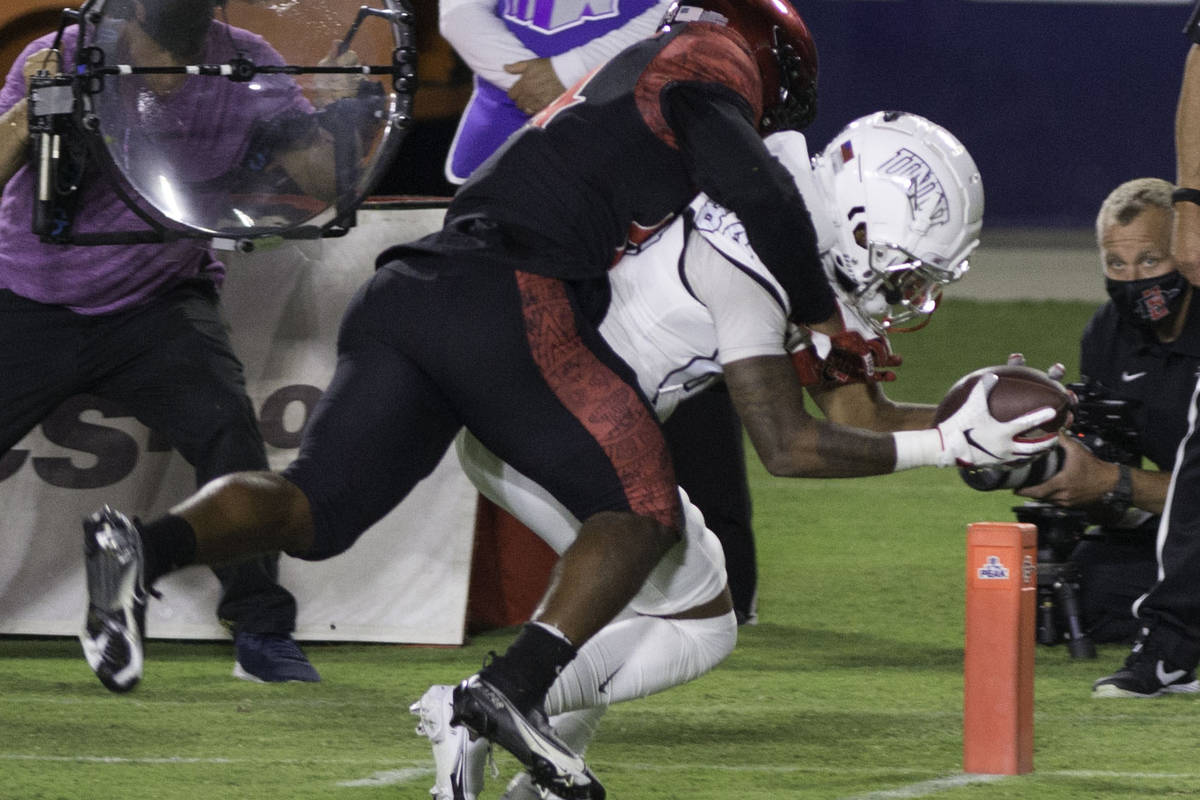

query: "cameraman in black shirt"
(1017, 178), (1200, 693)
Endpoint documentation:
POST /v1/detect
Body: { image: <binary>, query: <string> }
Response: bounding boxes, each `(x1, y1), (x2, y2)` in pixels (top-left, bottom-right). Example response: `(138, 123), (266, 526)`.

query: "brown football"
(933, 365), (1075, 440)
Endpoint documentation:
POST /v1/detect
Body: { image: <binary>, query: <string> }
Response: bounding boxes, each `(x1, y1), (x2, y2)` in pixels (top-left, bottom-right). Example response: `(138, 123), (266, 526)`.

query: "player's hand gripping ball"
(933, 365), (1075, 442)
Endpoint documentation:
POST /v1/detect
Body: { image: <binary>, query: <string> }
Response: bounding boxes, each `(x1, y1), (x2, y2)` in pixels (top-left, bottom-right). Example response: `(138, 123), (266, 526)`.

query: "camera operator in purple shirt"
(0, 0), (361, 686)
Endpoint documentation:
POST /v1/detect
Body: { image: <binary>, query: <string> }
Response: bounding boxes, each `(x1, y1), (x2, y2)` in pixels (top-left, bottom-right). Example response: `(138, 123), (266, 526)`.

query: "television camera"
(962, 380), (1143, 659)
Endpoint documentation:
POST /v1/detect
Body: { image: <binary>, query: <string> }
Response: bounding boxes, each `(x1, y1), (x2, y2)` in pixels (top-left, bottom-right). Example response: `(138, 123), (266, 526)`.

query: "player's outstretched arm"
(807, 380), (937, 433)
(725, 353), (899, 478)
(789, 324), (932, 432)
(726, 358), (1059, 477)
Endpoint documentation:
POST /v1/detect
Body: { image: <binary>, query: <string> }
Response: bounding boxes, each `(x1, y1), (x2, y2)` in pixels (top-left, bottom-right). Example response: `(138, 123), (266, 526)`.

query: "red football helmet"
(659, 0), (819, 133)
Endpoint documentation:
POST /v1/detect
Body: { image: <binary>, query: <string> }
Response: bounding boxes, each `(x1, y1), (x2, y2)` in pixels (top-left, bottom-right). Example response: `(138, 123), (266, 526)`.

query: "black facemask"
(1105, 270), (1189, 329)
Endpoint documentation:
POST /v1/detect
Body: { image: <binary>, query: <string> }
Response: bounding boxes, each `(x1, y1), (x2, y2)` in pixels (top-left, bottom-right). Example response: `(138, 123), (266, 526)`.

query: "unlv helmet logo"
(878, 148), (950, 228)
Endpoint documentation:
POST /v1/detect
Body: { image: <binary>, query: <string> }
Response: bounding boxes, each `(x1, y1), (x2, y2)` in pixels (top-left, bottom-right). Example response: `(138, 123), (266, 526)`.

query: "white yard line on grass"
(1052, 769), (1200, 780)
(0, 754), (235, 764)
(838, 774), (1007, 799)
(2, 752), (436, 790)
(0, 752), (425, 768)
(9, 753), (1200, 795)
(336, 768), (434, 787)
(837, 770), (1200, 799)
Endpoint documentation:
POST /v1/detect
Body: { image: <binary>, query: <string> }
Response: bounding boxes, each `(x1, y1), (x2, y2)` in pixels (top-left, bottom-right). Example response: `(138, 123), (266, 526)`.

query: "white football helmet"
(812, 111), (984, 333)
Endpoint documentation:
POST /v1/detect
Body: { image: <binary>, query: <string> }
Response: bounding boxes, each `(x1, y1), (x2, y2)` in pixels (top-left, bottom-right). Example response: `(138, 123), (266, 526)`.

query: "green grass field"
(5, 299), (1199, 800)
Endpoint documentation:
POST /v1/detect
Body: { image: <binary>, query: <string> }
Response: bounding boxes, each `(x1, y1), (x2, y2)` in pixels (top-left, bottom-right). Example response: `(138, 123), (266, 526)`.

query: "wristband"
(892, 429), (950, 471)
(1171, 188), (1200, 207)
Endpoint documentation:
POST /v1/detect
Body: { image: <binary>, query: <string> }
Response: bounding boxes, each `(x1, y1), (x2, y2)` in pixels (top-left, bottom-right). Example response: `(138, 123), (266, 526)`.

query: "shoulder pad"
(689, 194), (760, 270)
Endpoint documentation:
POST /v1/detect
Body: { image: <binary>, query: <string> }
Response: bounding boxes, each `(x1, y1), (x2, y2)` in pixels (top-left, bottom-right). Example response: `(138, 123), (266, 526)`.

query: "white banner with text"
(0, 203), (478, 644)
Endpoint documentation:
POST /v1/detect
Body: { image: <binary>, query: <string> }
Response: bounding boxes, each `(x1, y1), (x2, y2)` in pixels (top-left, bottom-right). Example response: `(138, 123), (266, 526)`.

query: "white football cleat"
(80, 506), (149, 693)
(412, 684), (486, 800)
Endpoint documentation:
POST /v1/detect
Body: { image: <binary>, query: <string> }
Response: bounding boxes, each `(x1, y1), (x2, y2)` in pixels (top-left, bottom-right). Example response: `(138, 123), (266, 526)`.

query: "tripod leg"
(1037, 588), (1058, 646)
(1053, 579), (1097, 659)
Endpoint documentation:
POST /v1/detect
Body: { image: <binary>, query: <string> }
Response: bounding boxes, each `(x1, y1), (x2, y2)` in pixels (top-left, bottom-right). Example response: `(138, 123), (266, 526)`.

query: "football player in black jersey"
(80, 3), (1057, 795)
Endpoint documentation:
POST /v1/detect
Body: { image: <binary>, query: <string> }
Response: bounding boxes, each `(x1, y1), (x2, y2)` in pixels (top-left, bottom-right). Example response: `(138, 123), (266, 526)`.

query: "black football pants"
(0, 280), (296, 635)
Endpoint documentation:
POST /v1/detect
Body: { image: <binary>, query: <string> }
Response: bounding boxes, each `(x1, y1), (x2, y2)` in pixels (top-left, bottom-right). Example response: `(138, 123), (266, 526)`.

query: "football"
(933, 365), (1075, 440)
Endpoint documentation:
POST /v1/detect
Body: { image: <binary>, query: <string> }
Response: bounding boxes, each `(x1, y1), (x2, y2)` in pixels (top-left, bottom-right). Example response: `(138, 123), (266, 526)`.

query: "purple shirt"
(447, 0), (659, 183)
(0, 24), (307, 314)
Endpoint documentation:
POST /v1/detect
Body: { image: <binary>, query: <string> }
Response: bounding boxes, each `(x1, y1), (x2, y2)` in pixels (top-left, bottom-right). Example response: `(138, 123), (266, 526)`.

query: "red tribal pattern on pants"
(516, 270), (680, 531)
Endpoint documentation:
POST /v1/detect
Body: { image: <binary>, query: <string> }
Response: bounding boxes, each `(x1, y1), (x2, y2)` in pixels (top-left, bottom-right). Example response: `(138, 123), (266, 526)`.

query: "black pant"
(1071, 533), (1158, 644)
(284, 263), (681, 560)
(1136, 377), (1200, 665)
(0, 281), (296, 635)
(663, 386), (756, 621)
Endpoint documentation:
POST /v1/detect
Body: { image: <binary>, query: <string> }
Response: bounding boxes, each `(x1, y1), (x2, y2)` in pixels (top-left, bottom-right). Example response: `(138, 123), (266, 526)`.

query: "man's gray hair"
(1096, 177), (1176, 246)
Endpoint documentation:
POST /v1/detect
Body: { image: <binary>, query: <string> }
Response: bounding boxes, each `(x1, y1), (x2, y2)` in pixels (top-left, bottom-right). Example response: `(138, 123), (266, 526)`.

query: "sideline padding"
(963, 522), (1036, 775)
(0, 201), (479, 644)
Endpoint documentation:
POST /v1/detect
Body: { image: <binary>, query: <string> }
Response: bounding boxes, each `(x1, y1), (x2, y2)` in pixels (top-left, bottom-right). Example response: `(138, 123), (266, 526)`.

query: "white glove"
(892, 373), (1059, 470)
(935, 374), (1058, 467)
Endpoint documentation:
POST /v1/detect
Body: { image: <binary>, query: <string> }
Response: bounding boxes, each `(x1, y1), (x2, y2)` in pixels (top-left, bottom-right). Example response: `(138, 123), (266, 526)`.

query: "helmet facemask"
(817, 111), (984, 335)
(847, 240), (975, 333)
(761, 27), (817, 132)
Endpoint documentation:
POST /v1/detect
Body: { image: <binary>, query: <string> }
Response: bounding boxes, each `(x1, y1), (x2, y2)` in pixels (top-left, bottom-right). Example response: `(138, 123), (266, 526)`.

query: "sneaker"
(80, 506), (150, 693)
(233, 632), (320, 683)
(1093, 635), (1200, 698)
(451, 675), (605, 800)
(411, 684), (487, 800)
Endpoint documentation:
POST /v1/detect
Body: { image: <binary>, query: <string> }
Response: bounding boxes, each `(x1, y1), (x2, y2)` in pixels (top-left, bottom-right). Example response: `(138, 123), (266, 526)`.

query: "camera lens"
(959, 445), (1064, 491)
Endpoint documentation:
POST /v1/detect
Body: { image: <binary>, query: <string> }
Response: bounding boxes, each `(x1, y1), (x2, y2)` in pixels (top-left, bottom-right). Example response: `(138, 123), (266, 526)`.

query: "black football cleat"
(451, 675), (605, 800)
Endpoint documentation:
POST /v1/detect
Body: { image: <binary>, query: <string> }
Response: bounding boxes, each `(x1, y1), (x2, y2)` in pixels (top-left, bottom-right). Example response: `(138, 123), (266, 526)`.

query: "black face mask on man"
(1105, 271), (1189, 329)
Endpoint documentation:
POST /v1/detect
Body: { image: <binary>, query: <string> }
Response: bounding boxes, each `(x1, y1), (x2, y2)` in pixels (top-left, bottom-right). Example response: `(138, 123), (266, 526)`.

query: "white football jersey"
(454, 131), (883, 618)
(600, 130), (877, 420)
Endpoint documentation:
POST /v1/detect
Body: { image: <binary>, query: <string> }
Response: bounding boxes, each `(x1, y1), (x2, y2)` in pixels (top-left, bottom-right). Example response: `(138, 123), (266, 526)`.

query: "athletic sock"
(140, 513), (197, 586)
(479, 622), (578, 715)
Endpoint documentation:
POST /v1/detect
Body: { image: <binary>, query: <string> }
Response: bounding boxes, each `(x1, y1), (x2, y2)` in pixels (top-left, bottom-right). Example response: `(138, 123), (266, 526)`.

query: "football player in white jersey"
(412, 111), (995, 800)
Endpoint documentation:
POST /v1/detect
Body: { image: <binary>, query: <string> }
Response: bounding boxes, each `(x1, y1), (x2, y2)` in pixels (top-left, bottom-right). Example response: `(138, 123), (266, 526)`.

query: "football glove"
(790, 331), (901, 386)
(823, 331), (902, 384)
(934, 373), (1059, 467)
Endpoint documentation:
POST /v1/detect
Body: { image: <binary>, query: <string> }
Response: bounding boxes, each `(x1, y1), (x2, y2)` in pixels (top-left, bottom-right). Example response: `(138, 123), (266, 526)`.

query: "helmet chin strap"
(882, 296), (939, 334)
